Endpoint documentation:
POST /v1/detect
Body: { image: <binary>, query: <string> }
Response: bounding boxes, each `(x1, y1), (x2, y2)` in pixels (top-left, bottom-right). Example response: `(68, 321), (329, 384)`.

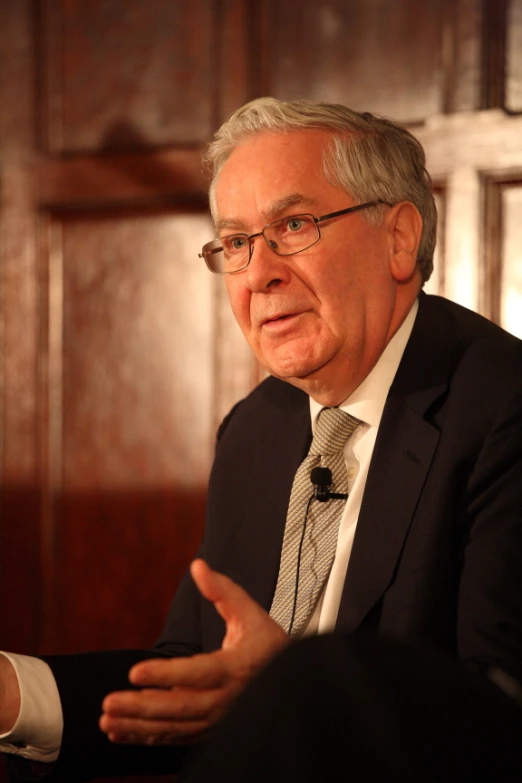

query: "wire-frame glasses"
(198, 200), (391, 274)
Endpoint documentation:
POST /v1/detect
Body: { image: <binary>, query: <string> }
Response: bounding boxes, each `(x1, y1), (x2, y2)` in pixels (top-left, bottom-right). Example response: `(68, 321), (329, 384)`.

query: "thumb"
(190, 558), (262, 626)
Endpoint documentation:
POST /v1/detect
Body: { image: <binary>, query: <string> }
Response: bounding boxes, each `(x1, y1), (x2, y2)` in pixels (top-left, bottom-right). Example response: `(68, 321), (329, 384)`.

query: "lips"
(260, 310), (302, 326)
(257, 312), (308, 338)
(263, 313), (295, 325)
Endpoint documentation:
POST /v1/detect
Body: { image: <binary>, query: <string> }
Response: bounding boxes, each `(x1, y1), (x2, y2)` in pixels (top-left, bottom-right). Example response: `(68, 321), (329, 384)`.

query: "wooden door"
(0, 0), (256, 659)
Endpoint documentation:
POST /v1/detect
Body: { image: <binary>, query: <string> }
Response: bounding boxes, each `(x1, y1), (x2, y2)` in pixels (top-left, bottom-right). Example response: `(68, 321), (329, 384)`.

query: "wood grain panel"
(41, 0), (217, 153)
(60, 212), (214, 489)
(506, 0), (522, 111)
(446, 0), (483, 112)
(39, 209), (215, 652)
(415, 112), (522, 315)
(480, 178), (522, 338)
(258, 0), (446, 123)
(481, 177), (502, 326)
(414, 111), (522, 177)
(38, 149), (208, 207)
(501, 182), (522, 337)
(216, 0), (256, 122)
(0, 0), (41, 655)
(481, 0), (507, 109)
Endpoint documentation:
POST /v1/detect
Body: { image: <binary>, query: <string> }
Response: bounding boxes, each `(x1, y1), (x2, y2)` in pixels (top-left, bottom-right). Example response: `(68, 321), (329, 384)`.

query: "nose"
(245, 235), (291, 293)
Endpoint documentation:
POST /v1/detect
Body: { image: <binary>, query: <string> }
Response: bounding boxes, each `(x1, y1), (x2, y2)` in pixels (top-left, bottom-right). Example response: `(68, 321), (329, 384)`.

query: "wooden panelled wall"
(0, 0), (521, 763)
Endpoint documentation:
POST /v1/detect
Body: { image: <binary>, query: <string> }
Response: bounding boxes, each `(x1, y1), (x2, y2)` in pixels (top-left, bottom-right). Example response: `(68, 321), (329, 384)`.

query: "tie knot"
(310, 407), (360, 456)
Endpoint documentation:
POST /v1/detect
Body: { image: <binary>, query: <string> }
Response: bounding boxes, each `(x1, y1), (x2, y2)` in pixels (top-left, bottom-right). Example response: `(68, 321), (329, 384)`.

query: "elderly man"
(1, 97), (522, 781)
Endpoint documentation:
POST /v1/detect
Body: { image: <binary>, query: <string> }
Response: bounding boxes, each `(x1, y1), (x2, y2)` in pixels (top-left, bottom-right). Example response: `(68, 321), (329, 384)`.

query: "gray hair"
(204, 97), (436, 283)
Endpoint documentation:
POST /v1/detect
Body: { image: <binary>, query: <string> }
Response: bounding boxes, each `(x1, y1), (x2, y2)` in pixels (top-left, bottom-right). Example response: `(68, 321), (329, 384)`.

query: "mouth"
(263, 313), (297, 325)
(260, 311), (305, 333)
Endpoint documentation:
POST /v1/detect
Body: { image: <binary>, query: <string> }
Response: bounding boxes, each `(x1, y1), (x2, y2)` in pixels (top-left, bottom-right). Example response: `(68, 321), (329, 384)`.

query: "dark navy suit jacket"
(35, 293), (522, 781)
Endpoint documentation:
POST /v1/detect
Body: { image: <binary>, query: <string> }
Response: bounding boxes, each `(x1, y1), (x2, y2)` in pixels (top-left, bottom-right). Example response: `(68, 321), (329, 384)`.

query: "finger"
(102, 685), (225, 722)
(99, 713), (209, 745)
(129, 652), (229, 689)
(190, 558), (264, 626)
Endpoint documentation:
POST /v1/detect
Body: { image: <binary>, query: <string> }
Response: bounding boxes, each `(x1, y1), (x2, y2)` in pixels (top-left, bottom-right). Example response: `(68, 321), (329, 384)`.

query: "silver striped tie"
(270, 407), (360, 635)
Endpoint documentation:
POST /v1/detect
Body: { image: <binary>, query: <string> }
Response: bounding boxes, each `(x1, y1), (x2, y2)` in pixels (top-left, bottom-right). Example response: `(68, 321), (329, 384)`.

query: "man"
(1, 97), (522, 781)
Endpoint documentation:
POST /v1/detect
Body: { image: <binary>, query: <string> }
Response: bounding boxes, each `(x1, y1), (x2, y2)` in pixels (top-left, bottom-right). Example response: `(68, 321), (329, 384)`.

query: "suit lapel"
(336, 294), (453, 630)
(236, 380), (312, 610)
(336, 396), (440, 629)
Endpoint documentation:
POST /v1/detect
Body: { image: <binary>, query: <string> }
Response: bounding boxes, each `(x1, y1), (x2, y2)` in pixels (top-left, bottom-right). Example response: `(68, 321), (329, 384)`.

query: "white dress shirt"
(305, 300), (417, 634)
(0, 653), (62, 762)
(0, 300), (419, 762)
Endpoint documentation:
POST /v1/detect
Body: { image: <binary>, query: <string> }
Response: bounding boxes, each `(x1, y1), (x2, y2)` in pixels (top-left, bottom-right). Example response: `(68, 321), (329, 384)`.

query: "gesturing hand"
(99, 559), (289, 745)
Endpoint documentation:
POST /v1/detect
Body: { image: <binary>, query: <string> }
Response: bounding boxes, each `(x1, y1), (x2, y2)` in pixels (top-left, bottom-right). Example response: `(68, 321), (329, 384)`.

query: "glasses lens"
(200, 235), (250, 274)
(264, 214), (318, 256)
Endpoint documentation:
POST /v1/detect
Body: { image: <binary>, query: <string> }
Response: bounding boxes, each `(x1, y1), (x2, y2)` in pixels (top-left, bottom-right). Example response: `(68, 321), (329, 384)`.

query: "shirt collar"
(310, 298), (419, 430)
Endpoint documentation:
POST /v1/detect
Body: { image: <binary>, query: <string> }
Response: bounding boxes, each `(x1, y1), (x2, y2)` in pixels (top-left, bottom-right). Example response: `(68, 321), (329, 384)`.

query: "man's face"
(214, 129), (416, 404)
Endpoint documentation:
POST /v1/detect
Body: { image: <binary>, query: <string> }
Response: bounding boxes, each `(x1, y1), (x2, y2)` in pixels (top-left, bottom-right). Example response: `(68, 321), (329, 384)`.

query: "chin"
(259, 343), (337, 383)
(265, 358), (327, 382)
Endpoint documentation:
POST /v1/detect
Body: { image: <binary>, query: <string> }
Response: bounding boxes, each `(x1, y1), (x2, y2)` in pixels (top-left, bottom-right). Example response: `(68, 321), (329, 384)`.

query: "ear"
(385, 202), (423, 282)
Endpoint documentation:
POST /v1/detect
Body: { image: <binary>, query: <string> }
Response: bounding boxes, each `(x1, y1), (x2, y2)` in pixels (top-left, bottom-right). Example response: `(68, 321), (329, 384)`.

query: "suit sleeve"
(457, 375), (522, 682)
(10, 404), (248, 782)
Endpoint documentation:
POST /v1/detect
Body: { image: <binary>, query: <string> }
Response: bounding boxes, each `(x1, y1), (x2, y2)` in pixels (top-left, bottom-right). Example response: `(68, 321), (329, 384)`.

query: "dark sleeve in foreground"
(179, 633), (522, 783)
(9, 649), (188, 783)
(5, 564), (207, 783)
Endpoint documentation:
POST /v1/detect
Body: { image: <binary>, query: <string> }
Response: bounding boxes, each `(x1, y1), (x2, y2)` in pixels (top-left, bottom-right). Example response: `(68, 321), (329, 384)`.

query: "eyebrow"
(214, 193), (319, 234)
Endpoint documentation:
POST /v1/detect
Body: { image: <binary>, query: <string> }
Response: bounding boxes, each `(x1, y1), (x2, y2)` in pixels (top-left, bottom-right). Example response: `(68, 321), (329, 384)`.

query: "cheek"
(225, 278), (251, 330)
(312, 273), (376, 345)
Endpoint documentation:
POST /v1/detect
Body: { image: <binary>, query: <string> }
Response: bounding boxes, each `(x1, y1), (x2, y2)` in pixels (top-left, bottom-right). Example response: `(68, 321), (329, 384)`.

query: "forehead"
(214, 129), (352, 228)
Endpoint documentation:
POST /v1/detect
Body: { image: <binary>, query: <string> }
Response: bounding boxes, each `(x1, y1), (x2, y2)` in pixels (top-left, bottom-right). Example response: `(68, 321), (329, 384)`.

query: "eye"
(286, 217), (304, 232)
(223, 235), (248, 254)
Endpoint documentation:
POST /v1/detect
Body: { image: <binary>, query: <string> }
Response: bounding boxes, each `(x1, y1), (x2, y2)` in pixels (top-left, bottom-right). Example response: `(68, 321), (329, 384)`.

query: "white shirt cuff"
(0, 652), (62, 762)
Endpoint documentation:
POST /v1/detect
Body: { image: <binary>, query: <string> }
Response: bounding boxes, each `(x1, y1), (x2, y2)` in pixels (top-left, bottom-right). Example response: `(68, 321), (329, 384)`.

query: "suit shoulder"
(216, 376), (307, 442)
(418, 294), (522, 405)
(393, 294), (522, 411)
(423, 294), (522, 350)
(420, 294), (522, 368)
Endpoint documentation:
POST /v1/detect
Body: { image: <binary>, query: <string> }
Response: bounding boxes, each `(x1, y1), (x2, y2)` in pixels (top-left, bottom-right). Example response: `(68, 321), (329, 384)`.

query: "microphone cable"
(287, 467), (348, 635)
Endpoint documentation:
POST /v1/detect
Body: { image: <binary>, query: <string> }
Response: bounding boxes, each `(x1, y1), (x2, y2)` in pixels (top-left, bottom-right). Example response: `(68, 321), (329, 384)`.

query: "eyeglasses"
(198, 200), (391, 274)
